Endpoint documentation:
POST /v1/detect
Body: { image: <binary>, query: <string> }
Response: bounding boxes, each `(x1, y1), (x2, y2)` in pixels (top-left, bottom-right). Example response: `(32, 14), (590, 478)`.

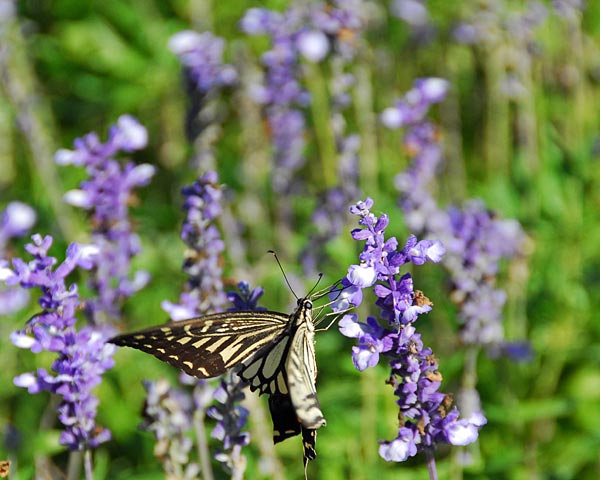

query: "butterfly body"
(109, 297), (325, 465)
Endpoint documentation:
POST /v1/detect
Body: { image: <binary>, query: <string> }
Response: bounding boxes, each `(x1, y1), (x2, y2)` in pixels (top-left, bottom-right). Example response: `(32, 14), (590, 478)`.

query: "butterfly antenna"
(268, 250), (299, 300)
(306, 272), (324, 298)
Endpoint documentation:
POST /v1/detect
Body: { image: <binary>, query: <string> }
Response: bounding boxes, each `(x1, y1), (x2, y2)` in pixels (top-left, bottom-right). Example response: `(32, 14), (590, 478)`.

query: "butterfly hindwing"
(269, 392), (318, 466)
(269, 392), (301, 443)
(109, 310), (290, 379)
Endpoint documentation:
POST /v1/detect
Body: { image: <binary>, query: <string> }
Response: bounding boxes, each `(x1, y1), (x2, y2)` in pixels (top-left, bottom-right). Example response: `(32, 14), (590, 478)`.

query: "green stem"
(194, 409), (215, 480)
(304, 61), (337, 189)
(353, 57), (379, 196)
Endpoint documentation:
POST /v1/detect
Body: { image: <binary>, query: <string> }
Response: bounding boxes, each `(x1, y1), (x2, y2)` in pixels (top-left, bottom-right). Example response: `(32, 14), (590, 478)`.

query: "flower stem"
(426, 449), (438, 480)
(194, 409), (215, 480)
(83, 449), (94, 480)
(305, 61), (337, 189)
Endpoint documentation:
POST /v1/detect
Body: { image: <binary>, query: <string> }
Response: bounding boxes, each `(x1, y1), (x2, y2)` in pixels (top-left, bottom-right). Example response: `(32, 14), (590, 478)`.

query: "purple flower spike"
(341, 198), (485, 464)
(161, 171), (227, 319)
(390, 78), (528, 353)
(55, 116), (154, 324)
(141, 378), (201, 479)
(9, 235), (115, 450)
(169, 31), (237, 93)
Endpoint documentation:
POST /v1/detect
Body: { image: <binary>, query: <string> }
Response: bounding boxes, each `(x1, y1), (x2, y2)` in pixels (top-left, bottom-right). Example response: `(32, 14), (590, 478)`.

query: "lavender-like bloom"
(388, 79), (527, 353)
(0, 202), (36, 314)
(453, 1), (547, 98)
(141, 379), (201, 480)
(227, 281), (267, 312)
(203, 282), (265, 477)
(207, 376), (250, 479)
(155, 173), (249, 478)
(337, 198), (485, 463)
(445, 201), (526, 348)
(162, 170), (227, 320)
(55, 115), (155, 324)
(300, 1), (366, 273)
(9, 234), (115, 450)
(168, 30), (237, 171)
(241, 7), (310, 193)
(390, 0), (429, 27)
(168, 31), (237, 93)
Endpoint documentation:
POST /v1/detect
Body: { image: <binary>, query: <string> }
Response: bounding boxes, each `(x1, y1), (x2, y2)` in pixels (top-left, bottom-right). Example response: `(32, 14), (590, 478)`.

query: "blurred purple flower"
(227, 281), (267, 312)
(157, 174), (249, 478)
(207, 282), (263, 477)
(161, 171), (227, 319)
(453, 1), (547, 99)
(0, 202), (36, 247)
(207, 376), (250, 476)
(380, 77), (449, 129)
(169, 31), (237, 93)
(9, 235), (115, 450)
(241, 2), (366, 194)
(389, 80), (527, 351)
(390, 0), (429, 27)
(0, 202), (36, 314)
(300, 1), (364, 274)
(55, 115), (154, 324)
(141, 378), (201, 479)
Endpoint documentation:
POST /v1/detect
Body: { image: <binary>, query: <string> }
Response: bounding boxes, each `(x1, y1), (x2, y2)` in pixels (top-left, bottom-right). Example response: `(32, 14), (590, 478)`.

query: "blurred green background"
(1, 0), (600, 479)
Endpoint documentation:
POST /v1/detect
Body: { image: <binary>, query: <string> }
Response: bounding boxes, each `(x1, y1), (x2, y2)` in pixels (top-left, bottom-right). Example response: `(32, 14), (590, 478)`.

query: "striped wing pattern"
(287, 322), (326, 429)
(109, 310), (290, 379)
(109, 297), (326, 466)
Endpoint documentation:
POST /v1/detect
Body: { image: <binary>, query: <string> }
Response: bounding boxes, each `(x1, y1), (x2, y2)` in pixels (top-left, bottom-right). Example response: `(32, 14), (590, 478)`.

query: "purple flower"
(55, 115), (154, 324)
(391, 0), (429, 27)
(380, 78), (449, 129)
(9, 235), (115, 450)
(453, 2), (547, 99)
(389, 80), (527, 351)
(339, 314), (394, 370)
(207, 376), (250, 475)
(168, 30), (237, 93)
(0, 202), (36, 246)
(227, 281), (266, 312)
(379, 427), (418, 462)
(204, 282), (263, 477)
(161, 171), (227, 319)
(296, 30), (330, 62)
(141, 378), (201, 479)
(340, 198), (484, 464)
(0, 202), (36, 315)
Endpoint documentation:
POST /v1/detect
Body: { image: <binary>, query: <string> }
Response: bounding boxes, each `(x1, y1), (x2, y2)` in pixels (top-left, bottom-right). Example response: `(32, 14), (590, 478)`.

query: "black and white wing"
(108, 310), (290, 379)
(286, 322), (326, 429)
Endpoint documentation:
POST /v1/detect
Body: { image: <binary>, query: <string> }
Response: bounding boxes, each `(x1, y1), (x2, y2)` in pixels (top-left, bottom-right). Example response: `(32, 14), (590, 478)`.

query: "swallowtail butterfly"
(109, 295), (327, 466)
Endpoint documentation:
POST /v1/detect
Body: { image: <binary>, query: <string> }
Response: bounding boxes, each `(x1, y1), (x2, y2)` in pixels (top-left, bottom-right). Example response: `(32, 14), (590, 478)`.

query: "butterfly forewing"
(109, 310), (290, 379)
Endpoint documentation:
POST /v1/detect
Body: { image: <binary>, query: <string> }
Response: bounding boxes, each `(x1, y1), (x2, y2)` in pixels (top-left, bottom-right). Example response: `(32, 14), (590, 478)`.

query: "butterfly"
(109, 293), (332, 467)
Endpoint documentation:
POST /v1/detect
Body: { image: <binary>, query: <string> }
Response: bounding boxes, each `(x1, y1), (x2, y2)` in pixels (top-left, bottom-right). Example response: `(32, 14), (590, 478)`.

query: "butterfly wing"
(269, 392), (318, 467)
(269, 393), (301, 443)
(109, 310), (290, 379)
(286, 322), (326, 430)
(236, 324), (295, 396)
